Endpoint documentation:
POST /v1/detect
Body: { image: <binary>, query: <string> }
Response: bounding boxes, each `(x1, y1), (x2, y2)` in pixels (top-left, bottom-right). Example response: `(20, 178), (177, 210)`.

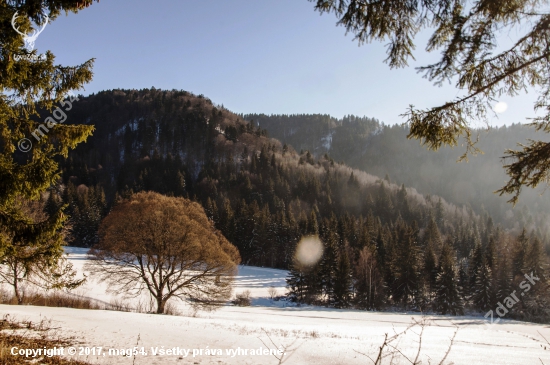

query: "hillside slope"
(59, 89), (497, 263)
(244, 113), (550, 234)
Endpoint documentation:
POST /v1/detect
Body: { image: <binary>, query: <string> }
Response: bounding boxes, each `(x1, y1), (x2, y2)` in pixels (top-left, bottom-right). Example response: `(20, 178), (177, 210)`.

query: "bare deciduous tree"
(355, 246), (385, 310)
(86, 192), (241, 313)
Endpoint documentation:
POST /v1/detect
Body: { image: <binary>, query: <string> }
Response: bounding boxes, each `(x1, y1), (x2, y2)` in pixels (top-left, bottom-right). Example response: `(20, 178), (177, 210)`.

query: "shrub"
(268, 286), (279, 301)
(232, 290), (251, 306)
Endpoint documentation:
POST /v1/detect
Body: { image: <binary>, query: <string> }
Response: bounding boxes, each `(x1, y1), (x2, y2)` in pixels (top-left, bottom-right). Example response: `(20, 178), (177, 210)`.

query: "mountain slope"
(60, 89), (488, 255)
(244, 113), (550, 234)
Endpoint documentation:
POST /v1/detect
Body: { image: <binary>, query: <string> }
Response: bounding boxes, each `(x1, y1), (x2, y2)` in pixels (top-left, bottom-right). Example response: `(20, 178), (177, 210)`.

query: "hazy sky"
(33, 0), (538, 125)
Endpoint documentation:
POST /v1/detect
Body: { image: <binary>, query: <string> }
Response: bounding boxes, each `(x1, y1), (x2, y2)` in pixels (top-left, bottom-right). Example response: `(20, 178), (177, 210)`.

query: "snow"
(321, 131), (334, 151)
(0, 247), (549, 364)
(113, 119), (139, 138)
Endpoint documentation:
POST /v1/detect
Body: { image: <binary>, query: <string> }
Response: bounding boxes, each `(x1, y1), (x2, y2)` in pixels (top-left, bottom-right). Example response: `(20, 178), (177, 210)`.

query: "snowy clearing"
(0, 247), (548, 364)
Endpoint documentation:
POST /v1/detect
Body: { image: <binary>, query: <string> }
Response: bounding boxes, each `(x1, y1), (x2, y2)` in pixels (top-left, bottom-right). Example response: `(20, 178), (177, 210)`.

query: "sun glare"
(493, 101), (508, 114)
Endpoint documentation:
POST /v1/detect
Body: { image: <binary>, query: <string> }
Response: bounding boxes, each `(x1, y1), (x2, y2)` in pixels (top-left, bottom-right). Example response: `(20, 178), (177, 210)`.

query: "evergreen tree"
(435, 198), (445, 230)
(175, 171), (186, 196)
(319, 218), (339, 303)
(347, 171), (359, 189)
(434, 242), (464, 315)
(495, 254), (513, 307)
(233, 200), (254, 263)
(375, 183), (393, 223)
(218, 198), (234, 240)
(512, 228), (529, 277)
(425, 216), (442, 251)
(204, 197), (218, 223)
(286, 260), (309, 303)
(485, 235), (497, 270)
(526, 236), (545, 280)
(423, 242), (438, 300)
(390, 223), (420, 308)
(395, 184), (411, 221)
(521, 235), (550, 322)
(0, 1), (97, 280)
(333, 249), (352, 308)
(457, 258), (469, 303)
(469, 238), (484, 296)
(286, 254), (321, 304)
(472, 263), (493, 311)
(44, 190), (61, 217)
(374, 228), (387, 276)
(307, 209), (319, 235)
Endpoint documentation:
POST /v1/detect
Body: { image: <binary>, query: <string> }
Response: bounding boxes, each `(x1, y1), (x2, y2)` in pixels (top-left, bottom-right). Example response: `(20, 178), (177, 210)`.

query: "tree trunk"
(156, 296), (165, 314)
(14, 280), (22, 305)
(13, 265), (23, 305)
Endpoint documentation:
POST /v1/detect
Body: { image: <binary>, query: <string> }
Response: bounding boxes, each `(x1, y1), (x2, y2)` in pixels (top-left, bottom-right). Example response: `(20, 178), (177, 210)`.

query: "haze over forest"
(245, 113), (550, 235)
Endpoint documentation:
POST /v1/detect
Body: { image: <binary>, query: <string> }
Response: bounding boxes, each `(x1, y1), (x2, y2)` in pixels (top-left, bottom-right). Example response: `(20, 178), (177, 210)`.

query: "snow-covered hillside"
(0, 248), (549, 364)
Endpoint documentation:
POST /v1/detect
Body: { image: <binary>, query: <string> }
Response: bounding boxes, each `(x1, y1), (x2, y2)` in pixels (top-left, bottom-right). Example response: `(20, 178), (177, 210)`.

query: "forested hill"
(45, 89), (549, 316)
(57, 89), (497, 250)
(243, 113), (550, 233)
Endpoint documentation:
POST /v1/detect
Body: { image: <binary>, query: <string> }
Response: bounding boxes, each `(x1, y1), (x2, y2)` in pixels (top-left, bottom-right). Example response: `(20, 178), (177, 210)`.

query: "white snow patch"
(0, 247), (546, 364)
(321, 130), (334, 151)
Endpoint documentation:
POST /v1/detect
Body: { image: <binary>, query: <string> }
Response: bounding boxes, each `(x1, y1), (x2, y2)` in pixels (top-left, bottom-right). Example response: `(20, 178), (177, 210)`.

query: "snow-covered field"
(0, 247), (549, 364)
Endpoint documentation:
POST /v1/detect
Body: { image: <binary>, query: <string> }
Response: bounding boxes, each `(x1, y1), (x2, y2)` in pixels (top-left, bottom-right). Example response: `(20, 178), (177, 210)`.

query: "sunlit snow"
(0, 247), (548, 364)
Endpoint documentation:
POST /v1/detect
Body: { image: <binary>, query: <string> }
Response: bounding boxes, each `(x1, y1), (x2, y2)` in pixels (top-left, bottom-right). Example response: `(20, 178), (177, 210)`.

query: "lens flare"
(493, 101), (508, 114)
(295, 236), (323, 267)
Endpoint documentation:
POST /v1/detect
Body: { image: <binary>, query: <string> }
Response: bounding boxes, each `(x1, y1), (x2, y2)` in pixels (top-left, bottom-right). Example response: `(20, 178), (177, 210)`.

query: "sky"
(30, 0), (539, 126)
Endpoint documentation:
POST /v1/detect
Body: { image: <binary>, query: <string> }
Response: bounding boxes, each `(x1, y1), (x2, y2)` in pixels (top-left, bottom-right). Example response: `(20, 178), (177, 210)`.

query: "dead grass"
(108, 298), (131, 312)
(164, 300), (182, 316)
(0, 289), (102, 310)
(0, 288), (189, 317)
(0, 315), (92, 364)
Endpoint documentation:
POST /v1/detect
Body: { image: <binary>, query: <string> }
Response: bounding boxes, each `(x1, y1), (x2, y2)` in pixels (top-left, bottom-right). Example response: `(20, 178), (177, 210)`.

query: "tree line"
(286, 211), (547, 322)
